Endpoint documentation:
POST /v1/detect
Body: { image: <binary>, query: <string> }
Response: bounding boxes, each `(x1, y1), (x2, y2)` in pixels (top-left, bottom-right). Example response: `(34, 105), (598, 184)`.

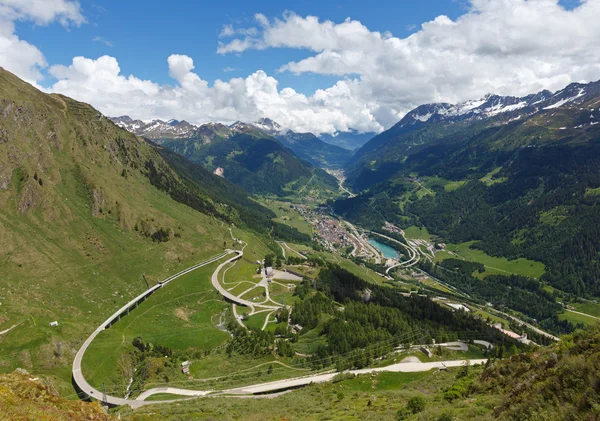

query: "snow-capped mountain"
(109, 116), (196, 139)
(399, 80), (600, 127)
(252, 117), (283, 134)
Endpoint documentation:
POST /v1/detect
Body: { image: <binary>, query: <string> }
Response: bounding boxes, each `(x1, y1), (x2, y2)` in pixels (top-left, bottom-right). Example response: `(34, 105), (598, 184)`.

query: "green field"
(473, 308), (510, 326)
(120, 365), (497, 421)
(403, 225), (432, 241)
(480, 167), (508, 185)
(81, 260), (231, 395)
(243, 312), (271, 330)
(438, 241), (546, 279)
(422, 176), (466, 192)
(559, 311), (599, 326)
(571, 302), (600, 318)
(257, 199), (313, 236)
(293, 328), (328, 355)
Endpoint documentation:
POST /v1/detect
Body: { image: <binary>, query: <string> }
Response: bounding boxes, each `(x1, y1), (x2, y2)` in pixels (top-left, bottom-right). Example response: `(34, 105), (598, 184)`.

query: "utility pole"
(102, 382), (107, 406)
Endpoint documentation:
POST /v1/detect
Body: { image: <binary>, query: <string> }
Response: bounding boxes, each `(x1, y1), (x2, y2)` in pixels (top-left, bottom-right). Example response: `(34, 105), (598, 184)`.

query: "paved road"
(221, 358), (487, 395)
(566, 309), (600, 320)
(135, 358), (487, 400)
(211, 250), (279, 311)
(72, 252), (230, 409)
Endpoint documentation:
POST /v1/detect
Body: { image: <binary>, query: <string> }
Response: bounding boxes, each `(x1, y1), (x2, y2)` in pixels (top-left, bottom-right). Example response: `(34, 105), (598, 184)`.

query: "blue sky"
(16, 0), (466, 93)
(1, 0), (596, 134)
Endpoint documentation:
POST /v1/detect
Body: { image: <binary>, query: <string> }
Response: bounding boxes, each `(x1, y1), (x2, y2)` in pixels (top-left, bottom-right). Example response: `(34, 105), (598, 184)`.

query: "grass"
(293, 328), (328, 355)
(480, 167), (507, 185)
(341, 371), (431, 392)
(403, 226), (432, 241)
(422, 176), (466, 192)
(440, 241), (545, 279)
(81, 260), (231, 394)
(257, 199), (313, 236)
(0, 68), (247, 395)
(118, 365), (496, 421)
(243, 312), (270, 330)
(473, 308), (510, 326)
(571, 302), (600, 318)
(559, 311), (599, 326)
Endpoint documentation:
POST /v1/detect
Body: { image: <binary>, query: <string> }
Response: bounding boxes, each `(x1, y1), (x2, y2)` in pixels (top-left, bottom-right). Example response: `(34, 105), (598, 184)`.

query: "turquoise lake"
(368, 239), (400, 259)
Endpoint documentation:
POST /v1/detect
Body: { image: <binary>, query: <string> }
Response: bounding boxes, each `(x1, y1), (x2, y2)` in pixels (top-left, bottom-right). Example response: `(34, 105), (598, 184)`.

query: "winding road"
(72, 252), (231, 408)
(72, 221), (502, 409)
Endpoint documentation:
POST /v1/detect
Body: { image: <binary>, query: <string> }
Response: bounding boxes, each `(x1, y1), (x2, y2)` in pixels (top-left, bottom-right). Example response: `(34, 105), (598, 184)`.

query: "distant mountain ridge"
(398, 80), (599, 128)
(346, 78), (600, 185)
(110, 115), (355, 170)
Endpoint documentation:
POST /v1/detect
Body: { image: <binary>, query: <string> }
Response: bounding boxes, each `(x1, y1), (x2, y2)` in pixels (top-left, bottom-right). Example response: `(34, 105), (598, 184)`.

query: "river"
(368, 239), (400, 259)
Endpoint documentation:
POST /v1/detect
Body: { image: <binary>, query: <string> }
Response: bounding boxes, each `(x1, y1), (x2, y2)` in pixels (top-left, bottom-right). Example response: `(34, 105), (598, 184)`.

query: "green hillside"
(160, 132), (338, 196)
(336, 90), (600, 297)
(0, 68), (304, 392)
(274, 131), (353, 169)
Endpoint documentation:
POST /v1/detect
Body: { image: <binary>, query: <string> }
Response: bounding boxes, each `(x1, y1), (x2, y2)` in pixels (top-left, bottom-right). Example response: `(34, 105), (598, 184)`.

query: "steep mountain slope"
(157, 120), (338, 196)
(0, 370), (115, 420)
(320, 130), (377, 151)
(0, 68), (306, 389)
(336, 79), (600, 296)
(254, 118), (353, 169)
(346, 80), (600, 190)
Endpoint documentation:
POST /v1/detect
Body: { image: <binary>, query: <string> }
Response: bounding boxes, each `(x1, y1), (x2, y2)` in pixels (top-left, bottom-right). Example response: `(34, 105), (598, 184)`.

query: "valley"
(3, 65), (600, 421)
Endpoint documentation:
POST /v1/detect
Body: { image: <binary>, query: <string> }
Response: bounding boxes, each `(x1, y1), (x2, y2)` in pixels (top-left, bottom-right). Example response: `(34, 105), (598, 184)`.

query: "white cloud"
(0, 0), (83, 83)
(218, 1), (600, 127)
(47, 54), (383, 134)
(92, 36), (112, 47)
(6, 0), (600, 135)
(0, 0), (84, 26)
(219, 24), (258, 38)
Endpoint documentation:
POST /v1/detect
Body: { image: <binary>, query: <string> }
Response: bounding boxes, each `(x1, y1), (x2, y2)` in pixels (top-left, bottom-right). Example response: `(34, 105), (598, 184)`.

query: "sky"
(1, 0), (599, 135)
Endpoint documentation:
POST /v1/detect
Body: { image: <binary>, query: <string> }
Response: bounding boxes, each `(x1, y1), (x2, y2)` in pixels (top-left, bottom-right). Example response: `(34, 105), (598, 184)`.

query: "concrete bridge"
(71, 252), (231, 408)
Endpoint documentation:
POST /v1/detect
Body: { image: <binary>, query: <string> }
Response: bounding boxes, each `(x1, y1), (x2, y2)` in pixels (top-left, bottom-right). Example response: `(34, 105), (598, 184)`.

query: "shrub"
(406, 396), (426, 414)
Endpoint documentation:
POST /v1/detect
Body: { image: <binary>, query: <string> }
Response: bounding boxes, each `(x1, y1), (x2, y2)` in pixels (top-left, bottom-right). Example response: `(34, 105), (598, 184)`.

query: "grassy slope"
(438, 241), (546, 279)
(0, 371), (115, 420)
(0, 69), (234, 393)
(119, 368), (493, 421)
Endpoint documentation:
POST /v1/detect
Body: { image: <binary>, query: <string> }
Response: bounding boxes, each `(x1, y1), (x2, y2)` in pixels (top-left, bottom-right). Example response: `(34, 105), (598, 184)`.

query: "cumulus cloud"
(47, 54), (383, 134)
(0, 0), (83, 83)
(0, 0), (84, 26)
(219, 24), (258, 38)
(5, 0), (600, 135)
(218, 1), (600, 126)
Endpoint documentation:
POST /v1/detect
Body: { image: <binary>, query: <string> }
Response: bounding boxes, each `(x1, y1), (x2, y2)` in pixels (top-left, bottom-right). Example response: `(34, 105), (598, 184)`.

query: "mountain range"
(336, 77), (600, 297)
(111, 116), (357, 171)
(346, 80), (600, 186)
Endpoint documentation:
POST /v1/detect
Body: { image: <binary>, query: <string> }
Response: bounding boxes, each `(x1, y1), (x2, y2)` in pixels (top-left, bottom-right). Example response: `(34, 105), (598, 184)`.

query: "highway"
(210, 250), (279, 311)
(71, 252), (231, 408)
(132, 358), (488, 401)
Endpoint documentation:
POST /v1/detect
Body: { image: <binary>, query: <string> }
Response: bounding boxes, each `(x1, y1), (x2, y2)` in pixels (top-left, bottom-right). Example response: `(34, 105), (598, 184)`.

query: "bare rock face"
(18, 182), (41, 214)
(91, 188), (106, 217)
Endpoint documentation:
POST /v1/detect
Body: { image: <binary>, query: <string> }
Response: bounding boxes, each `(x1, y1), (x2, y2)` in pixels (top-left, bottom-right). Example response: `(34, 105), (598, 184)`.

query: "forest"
(288, 266), (522, 369)
(336, 141), (600, 297)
